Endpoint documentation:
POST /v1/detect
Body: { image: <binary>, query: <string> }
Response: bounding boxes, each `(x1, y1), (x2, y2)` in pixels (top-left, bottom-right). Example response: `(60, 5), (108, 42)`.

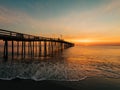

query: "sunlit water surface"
(0, 46), (120, 81)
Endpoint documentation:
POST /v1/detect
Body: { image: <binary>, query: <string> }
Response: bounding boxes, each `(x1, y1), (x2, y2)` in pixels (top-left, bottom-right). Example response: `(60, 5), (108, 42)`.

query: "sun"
(70, 39), (97, 46)
(66, 38), (100, 46)
(74, 39), (95, 43)
(78, 39), (93, 43)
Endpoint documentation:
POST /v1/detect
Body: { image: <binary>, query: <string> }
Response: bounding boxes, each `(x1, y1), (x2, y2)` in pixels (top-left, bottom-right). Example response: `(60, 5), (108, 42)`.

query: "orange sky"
(66, 38), (120, 46)
(0, 0), (120, 45)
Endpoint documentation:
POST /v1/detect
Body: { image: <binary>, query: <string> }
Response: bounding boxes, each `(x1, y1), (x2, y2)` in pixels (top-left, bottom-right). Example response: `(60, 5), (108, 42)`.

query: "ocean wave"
(0, 61), (89, 81)
(0, 46), (120, 82)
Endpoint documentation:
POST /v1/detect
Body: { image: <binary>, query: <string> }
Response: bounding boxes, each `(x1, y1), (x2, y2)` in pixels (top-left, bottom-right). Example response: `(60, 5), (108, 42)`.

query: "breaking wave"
(0, 46), (120, 81)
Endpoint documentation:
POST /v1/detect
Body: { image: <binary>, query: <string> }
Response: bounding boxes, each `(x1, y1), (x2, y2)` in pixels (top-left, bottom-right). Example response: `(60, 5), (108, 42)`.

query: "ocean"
(0, 46), (120, 81)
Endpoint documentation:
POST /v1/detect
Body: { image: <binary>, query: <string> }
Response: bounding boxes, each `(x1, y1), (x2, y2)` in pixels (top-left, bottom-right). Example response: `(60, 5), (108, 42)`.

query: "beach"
(0, 77), (120, 90)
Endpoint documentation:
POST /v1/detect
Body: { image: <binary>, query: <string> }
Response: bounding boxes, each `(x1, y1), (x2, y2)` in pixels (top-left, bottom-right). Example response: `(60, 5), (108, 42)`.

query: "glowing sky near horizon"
(0, 0), (120, 44)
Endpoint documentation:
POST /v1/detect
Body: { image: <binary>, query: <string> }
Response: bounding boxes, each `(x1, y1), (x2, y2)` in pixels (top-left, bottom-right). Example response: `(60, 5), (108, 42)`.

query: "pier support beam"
(35, 42), (37, 57)
(39, 41), (41, 57)
(44, 41), (47, 57)
(17, 41), (19, 56)
(12, 40), (14, 59)
(24, 41), (26, 58)
(29, 42), (32, 57)
(22, 41), (24, 58)
(3, 40), (8, 59)
(33, 41), (34, 57)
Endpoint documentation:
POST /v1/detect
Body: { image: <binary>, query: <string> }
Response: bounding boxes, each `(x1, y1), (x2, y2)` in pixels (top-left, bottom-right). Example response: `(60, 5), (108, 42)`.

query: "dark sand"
(0, 77), (120, 90)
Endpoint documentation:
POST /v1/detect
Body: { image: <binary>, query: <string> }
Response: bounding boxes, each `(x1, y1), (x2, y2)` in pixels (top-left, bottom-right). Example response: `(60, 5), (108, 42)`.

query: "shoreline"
(0, 77), (119, 90)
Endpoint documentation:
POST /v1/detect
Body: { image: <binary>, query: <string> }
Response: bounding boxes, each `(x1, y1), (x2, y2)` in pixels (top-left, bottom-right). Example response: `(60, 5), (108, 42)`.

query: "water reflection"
(0, 46), (120, 81)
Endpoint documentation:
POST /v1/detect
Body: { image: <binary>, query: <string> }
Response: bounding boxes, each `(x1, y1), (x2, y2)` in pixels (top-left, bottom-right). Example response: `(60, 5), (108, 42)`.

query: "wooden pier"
(0, 29), (74, 60)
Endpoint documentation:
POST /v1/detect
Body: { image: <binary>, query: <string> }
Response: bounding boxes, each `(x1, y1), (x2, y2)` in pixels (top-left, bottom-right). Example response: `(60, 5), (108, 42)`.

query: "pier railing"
(0, 29), (65, 42)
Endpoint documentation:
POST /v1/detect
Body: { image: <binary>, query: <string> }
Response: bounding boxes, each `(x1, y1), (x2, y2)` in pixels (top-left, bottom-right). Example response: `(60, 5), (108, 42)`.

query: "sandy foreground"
(0, 77), (120, 90)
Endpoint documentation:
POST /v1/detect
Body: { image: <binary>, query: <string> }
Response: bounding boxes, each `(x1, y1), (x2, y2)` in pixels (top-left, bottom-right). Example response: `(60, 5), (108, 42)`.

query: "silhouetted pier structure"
(0, 29), (74, 60)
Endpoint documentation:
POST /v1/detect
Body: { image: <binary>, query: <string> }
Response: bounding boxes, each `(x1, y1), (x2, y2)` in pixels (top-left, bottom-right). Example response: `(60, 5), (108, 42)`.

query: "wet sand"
(0, 77), (120, 90)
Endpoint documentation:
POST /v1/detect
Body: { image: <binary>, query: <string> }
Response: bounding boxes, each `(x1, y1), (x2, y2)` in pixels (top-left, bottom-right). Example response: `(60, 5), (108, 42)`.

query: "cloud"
(58, 0), (120, 22)
(103, 0), (120, 13)
(0, 6), (71, 36)
(0, 6), (52, 34)
(59, 0), (120, 31)
(0, 0), (120, 42)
